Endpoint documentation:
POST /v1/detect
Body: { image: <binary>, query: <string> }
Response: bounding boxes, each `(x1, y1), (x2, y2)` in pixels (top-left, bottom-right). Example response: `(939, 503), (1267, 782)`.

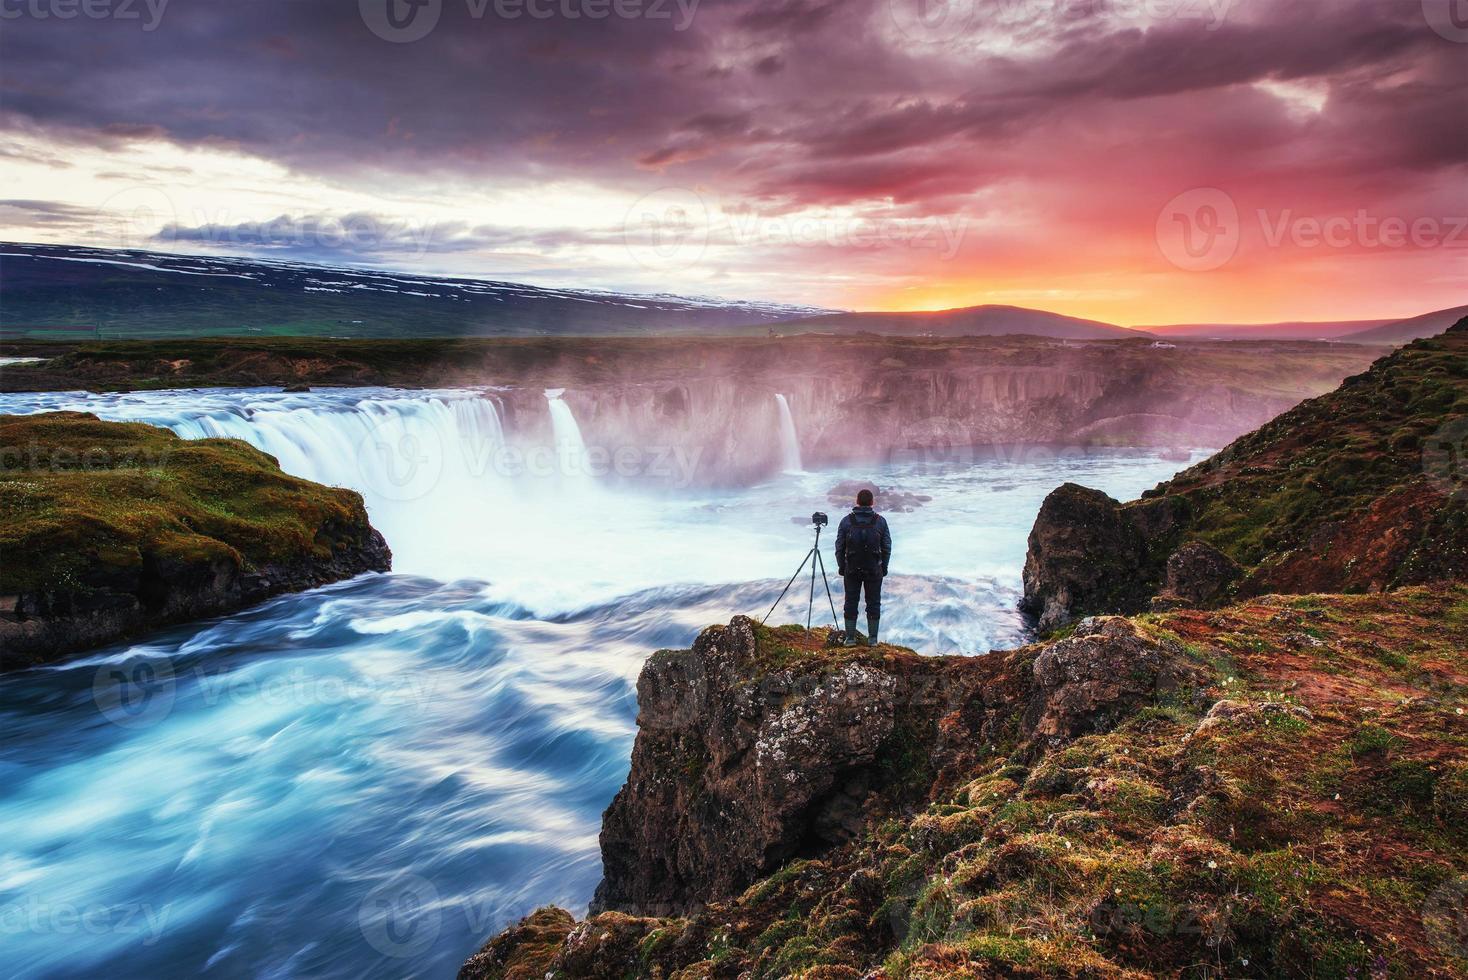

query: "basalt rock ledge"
(0, 412), (391, 669)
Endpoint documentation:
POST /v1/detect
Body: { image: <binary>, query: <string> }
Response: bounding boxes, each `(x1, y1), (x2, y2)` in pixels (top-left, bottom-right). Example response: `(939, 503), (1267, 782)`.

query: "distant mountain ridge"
(1143, 305), (1467, 342)
(774, 304), (1145, 340)
(0, 242), (832, 339)
(1338, 303), (1468, 344)
(1142, 318), (1395, 340)
(2, 242), (1460, 344)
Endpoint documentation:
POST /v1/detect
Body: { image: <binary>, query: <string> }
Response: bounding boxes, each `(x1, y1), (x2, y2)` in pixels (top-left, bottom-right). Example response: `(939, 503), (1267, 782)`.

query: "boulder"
(1151, 540), (1241, 609)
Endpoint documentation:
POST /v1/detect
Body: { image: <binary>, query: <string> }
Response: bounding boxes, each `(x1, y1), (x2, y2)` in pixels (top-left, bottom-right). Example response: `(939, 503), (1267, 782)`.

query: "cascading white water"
(774, 393), (804, 473)
(0, 383), (1195, 980)
(545, 388), (592, 483)
(159, 391), (513, 578)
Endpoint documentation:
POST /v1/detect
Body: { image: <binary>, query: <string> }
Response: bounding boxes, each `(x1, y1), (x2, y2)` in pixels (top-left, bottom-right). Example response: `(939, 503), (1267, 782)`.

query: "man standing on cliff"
(836, 488), (892, 647)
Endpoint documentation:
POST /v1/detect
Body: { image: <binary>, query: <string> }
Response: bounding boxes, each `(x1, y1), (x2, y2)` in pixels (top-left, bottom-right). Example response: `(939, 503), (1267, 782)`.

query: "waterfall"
(83, 389), (513, 578)
(545, 388), (592, 482)
(774, 393), (804, 473)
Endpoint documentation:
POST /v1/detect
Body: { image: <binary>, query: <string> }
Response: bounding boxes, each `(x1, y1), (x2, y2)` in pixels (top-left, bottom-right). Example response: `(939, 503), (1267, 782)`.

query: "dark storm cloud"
(1, 0), (1463, 226)
(0, 199), (97, 230)
(158, 211), (637, 256)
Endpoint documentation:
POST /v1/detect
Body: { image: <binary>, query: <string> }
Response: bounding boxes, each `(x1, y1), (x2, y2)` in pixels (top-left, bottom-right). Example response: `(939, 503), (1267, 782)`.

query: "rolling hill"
(773, 304), (1146, 340)
(0, 242), (830, 339)
(1143, 304), (1467, 342)
(1339, 303), (1468, 345)
(1142, 317), (1395, 340)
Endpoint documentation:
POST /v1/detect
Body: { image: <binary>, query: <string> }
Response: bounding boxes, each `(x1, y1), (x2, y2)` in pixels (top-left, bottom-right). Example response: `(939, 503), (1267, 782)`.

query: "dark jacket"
(835, 506), (892, 576)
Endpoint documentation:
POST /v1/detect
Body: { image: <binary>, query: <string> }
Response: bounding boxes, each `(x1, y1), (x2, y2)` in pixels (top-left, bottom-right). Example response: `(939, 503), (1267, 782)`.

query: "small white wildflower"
(1064, 840), (1072, 849)
(1114, 887), (1122, 895)
(1207, 860), (1218, 869)
(1457, 707), (1464, 716)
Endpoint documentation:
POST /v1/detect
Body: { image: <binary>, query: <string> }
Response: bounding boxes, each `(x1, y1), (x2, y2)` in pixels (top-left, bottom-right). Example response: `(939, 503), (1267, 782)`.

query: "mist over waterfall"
(775, 393), (804, 473)
(0, 383), (1195, 980)
(545, 387), (592, 482)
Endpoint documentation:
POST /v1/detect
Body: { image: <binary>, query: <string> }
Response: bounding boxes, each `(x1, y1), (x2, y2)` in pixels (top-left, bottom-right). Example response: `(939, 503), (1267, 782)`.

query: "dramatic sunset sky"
(2, 0), (1465, 323)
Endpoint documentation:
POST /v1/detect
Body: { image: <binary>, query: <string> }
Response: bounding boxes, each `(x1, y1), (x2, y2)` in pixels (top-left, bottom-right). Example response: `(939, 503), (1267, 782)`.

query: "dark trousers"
(842, 571), (882, 621)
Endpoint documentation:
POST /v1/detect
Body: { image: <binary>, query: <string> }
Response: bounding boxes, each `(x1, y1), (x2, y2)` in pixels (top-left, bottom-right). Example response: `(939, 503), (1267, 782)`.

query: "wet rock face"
(0, 522), (390, 668)
(588, 614), (1190, 918)
(1160, 541), (1241, 607)
(1020, 484), (1162, 632)
(592, 616), (921, 916)
(1026, 616), (1203, 745)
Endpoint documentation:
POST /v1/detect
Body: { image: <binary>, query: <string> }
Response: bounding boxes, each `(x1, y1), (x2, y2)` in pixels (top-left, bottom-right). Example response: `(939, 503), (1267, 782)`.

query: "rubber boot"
(844, 618), (858, 647)
(867, 616), (880, 647)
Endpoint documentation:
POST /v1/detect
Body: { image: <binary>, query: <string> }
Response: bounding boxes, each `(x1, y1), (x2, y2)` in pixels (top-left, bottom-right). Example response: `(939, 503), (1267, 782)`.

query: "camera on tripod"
(764, 511), (839, 630)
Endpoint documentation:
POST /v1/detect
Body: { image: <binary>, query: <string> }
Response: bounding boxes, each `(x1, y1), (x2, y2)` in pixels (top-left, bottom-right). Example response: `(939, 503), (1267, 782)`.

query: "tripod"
(762, 522), (841, 632)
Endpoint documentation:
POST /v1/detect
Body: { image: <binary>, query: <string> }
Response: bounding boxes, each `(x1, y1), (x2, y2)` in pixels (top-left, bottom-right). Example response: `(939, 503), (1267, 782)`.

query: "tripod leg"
(816, 550), (840, 628)
(807, 548), (818, 632)
(762, 548), (814, 625)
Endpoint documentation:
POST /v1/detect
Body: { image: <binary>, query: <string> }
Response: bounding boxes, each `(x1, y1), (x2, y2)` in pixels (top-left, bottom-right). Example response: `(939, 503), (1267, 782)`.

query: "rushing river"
(0, 387), (1193, 978)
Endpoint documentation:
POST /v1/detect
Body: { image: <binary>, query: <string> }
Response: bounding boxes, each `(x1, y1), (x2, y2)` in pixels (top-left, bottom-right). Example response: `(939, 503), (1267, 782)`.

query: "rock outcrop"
(1018, 484), (1191, 631)
(1023, 321), (1468, 628)
(0, 413), (391, 668)
(462, 587), (1468, 979)
(588, 614), (1200, 917)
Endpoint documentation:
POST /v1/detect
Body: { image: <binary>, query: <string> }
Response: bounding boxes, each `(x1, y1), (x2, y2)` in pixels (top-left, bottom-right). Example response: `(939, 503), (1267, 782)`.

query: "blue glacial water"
(0, 387), (1195, 978)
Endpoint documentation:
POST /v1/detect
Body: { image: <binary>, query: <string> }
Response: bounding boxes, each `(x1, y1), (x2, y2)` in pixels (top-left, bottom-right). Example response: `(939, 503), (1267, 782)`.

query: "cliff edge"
(1022, 318), (1468, 630)
(462, 590), (1467, 978)
(0, 412), (391, 668)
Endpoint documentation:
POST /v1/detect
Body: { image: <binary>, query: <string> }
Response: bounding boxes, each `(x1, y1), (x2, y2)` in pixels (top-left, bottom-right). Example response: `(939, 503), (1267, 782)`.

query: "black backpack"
(846, 512), (883, 571)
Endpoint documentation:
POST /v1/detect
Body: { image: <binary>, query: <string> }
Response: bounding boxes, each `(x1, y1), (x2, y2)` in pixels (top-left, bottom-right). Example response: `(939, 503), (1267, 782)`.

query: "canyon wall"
(491, 341), (1377, 485)
(1, 334), (1382, 487)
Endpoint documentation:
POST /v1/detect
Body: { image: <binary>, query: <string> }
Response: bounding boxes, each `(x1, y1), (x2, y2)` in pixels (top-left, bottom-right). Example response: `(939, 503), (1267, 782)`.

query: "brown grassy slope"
(1143, 320), (1468, 593)
(464, 588), (1468, 979)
